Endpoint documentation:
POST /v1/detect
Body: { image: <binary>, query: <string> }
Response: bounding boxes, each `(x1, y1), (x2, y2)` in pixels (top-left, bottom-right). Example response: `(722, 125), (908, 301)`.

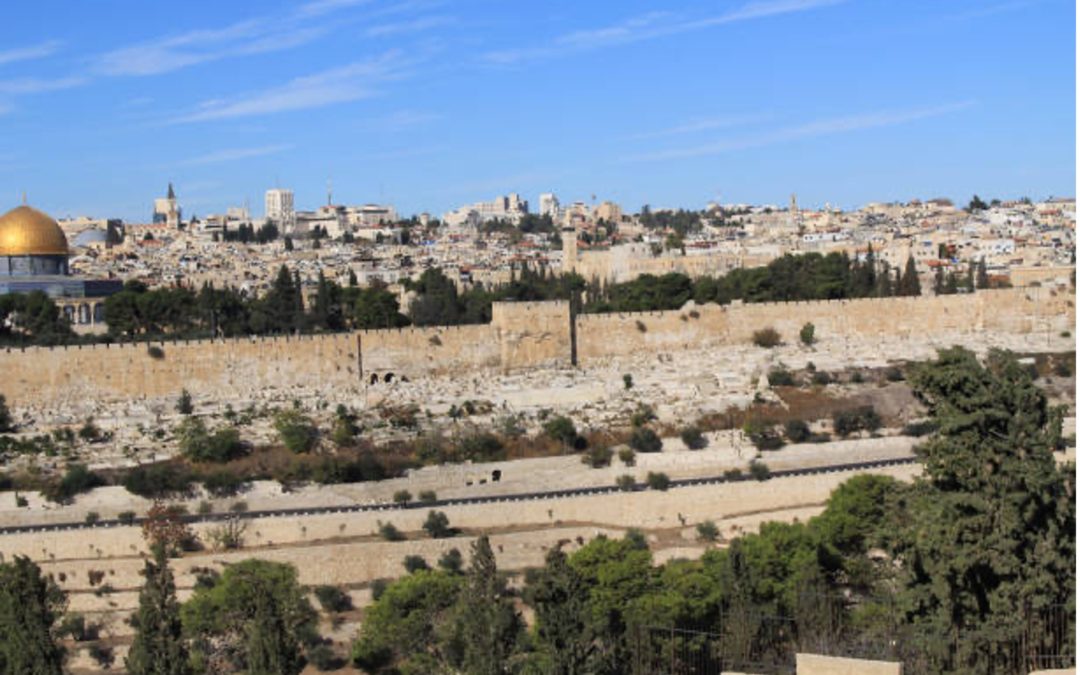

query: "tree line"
(0, 348), (1071, 673)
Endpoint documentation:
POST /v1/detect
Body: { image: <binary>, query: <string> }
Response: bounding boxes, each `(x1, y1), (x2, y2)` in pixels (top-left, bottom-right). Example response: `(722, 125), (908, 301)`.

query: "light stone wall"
(0, 288), (1070, 411)
(796, 653), (902, 675)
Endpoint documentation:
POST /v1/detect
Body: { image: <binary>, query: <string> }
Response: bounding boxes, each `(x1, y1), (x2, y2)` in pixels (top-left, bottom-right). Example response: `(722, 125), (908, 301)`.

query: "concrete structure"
(796, 653), (902, 675)
(264, 188), (295, 230)
(539, 192), (559, 219)
(444, 193), (529, 226)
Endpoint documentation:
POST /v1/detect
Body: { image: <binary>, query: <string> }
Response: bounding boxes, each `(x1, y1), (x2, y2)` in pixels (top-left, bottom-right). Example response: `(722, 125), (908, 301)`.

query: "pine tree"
(531, 547), (594, 673)
(900, 348), (1074, 672)
(127, 546), (189, 675)
(245, 587), (301, 675)
(459, 536), (521, 675)
(348, 269), (358, 287)
(0, 556), (66, 674)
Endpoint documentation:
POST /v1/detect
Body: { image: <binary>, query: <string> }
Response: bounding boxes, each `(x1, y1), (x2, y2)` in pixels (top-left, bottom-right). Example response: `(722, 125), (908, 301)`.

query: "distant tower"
(789, 193), (802, 233)
(561, 225), (578, 273)
(153, 183), (181, 229)
(265, 188), (295, 231)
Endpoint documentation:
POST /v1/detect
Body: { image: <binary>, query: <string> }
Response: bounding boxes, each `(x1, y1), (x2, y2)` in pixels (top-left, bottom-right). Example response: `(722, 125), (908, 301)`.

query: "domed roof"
(0, 205), (68, 256)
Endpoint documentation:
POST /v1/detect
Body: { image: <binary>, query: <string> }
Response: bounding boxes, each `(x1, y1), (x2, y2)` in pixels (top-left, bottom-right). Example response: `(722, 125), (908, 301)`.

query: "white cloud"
(0, 41), (61, 67)
(484, 0), (845, 64)
(626, 115), (765, 140)
(0, 76), (86, 95)
(366, 15), (452, 37)
(170, 51), (412, 123)
(178, 144), (293, 166)
(629, 101), (976, 161)
(296, 0), (374, 18)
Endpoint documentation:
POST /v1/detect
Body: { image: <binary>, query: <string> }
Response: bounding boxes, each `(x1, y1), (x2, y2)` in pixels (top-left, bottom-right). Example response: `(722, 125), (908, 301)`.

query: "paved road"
(0, 456), (918, 535)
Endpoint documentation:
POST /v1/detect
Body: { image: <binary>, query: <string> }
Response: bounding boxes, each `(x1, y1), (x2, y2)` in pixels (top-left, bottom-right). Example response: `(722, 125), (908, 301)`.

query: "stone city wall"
(575, 285), (1073, 362)
(0, 288), (1071, 410)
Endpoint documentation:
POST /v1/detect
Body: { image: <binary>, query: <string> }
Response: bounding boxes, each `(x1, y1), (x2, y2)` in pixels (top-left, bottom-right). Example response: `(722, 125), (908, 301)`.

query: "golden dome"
(0, 205), (68, 256)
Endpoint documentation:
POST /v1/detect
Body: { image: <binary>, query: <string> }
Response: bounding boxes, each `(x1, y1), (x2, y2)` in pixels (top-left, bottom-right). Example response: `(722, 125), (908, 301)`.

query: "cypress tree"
(0, 556), (66, 675)
(245, 587), (301, 675)
(899, 255), (921, 296)
(531, 547), (594, 673)
(127, 546), (189, 675)
(976, 257), (990, 289)
(459, 536), (521, 675)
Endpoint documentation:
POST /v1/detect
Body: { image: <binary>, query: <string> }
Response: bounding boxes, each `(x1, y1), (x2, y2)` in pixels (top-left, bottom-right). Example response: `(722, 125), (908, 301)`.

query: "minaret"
(562, 224), (578, 274)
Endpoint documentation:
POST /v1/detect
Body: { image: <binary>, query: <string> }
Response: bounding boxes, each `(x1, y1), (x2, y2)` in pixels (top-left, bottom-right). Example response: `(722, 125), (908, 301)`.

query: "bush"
(308, 644), (341, 672)
(680, 426), (707, 450)
(378, 522), (404, 541)
(456, 433), (505, 462)
(176, 389), (194, 415)
(202, 469), (245, 498)
(78, 418), (102, 443)
(117, 510), (136, 525)
(370, 578), (389, 601)
(618, 447), (636, 466)
(273, 409), (319, 453)
(438, 548), (463, 573)
(784, 419), (811, 444)
(84, 511), (100, 525)
(229, 500), (248, 513)
(901, 419), (938, 437)
(402, 555), (429, 573)
(799, 322), (815, 345)
(629, 427), (663, 453)
(0, 394), (13, 433)
(422, 510), (452, 538)
(1054, 359), (1073, 377)
(697, 520), (719, 542)
(44, 463), (105, 503)
(206, 518), (247, 550)
(850, 371), (865, 384)
(811, 371), (832, 386)
(393, 490), (412, 506)
(646, 472), (671, 491)
(616, 474), (636, 491)
(623, 374), (634, 389)
(884, 366), (905, 382)
(749, 461), (771, 481)
(418, 490), (437, 504)
(630, 405), (656, 428)
(580, 445), (613, 468)
(314, 585), (353, 613)
(88, 644), (114, 669)
(543, 416), (577, 448)
(767, 367), (795, 387)
(723, 468), (743, 480)
(177, 418), (246, 463)
(752, 327), (781, 348)
(833, 406), (882, 438)
(123, 463), (194, 498)
(743, 420), (785, 451)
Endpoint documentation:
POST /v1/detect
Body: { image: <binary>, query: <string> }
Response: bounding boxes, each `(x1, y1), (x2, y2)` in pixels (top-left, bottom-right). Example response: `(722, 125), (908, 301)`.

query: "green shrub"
(752, 327), (781, 348)
(402, 555), (428, 573)
(799, 322), (815, 345)
(680, 426), (707, 450)
(44, 463), (104, 503)
(833, 406), (882, 438)
(1054, 359), (1073, 377)
(314, 585), (353, 613)
(629, 427), (663, 453)
(418, 490), (437, 504)
(84, 511), (100, 525)
(618, 447), (636, 466)
(273, 409), (319, 453)
(743, 420), (785, 451)
(749, 461), (771, 481)
(124, 463), (194, 498)
(784, 419), (811, 444)
(616, 474), (636, 491)
(723, 468), (743, 480)
(308, 644), (340, 672)
(884, 366), (905, 382)
(370, 578), (388, 601)
(543, 416), (577, 448)
(623, 374), (634, 389)
(901, 420), (938, 437)
(393, 490), (412, 505)
(456, 433), (505, 462)
(646, 472), (671, 491)
(438, 548), (463, 573)
(581, 445), (614, 468)
(422, 510), (452, 538)
(767, 367), (795, 387)
(811, 371), (832, 386)
(176, 389), (194, 415)
(630, 405), (656, 428)
(378, 522), (404, 541)
(117, 510), (136, 525)
(697, 520), (719, 542)
(850, 371), (865, 384)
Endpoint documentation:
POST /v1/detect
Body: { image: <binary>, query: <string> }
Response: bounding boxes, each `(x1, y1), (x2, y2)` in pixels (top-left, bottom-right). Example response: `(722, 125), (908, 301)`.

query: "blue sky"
(0, 0), (1074, 221)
